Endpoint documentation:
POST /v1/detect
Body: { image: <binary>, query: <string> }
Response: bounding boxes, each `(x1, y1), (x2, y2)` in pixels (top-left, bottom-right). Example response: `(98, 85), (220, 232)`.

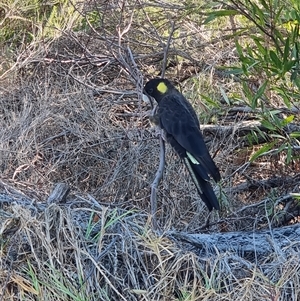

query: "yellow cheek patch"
(157, 82), (168, 94)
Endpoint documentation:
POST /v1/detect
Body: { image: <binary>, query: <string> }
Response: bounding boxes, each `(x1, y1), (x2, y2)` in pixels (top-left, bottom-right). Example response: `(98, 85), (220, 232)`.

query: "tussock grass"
(2, 199), (300, 300)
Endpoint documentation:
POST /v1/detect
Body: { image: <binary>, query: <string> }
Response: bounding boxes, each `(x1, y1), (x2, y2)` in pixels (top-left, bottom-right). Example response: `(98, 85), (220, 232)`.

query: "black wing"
(158, 93), (220, 182)
(167, 134), (220, 210)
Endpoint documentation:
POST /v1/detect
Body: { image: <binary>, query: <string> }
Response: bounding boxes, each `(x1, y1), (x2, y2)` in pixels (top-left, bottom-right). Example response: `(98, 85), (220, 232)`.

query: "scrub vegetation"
(1, 0), (300, 300)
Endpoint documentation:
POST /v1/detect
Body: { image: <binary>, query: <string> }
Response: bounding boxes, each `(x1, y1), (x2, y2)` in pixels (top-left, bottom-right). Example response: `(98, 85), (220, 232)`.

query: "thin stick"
(161, 21), (176, 78)
(150, 21), (176, 229)
(150, 135), (165, 230)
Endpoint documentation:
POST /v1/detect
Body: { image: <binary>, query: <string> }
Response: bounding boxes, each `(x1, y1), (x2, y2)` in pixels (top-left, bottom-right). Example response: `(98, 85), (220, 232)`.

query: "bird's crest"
(157, 81), (168, 94)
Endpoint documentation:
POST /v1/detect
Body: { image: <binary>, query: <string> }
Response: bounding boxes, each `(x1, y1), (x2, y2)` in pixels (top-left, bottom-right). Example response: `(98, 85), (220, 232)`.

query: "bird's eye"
(147, 88), (153, 94)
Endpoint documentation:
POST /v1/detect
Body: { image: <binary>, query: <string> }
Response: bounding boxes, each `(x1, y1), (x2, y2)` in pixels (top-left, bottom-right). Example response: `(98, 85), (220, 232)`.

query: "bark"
(47, 183), (70, 205)
(170, 224), (300, 258)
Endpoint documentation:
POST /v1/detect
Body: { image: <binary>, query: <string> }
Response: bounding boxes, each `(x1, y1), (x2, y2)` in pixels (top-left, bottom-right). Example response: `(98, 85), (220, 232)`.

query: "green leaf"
(284, 60), (297, 73)
(293, 75), (300, 89)
(219, 86), (230, 105)
(204, 10), (238, 24)
(242, 82), (253, 105)
(269, 109), (282, 115)
(292, 43), (299, 60)
(269, 50), (282, 69)
(251, 81), (268, 109)
(277, 143), (287, 153)
(272, 87), (291, 108)
(269, 112), (282, 128)
(291, 23), (300, 43)
(281, 115), (294, 126)
(274, 4), (284, 26)
(235, 40), (244, 59)
(224, 67), (244, 75)
(250, 142), (275, 162)
(290, 193), (300, 200)
(200, 94), (220, 108)
(259, 0), (270, 11)
(255, 126), (268, 140)
(290, 131), (300, 138)
(269, 134), (286, 139)
(291, 70), (299, 82)
(247, 130), (259, 145)
(261, 119), (277, 131)
(250, 1), (265, 24)
(252, 37), (267, 55)
(272, 27), (285, 44)
(283, 37), (290, 66)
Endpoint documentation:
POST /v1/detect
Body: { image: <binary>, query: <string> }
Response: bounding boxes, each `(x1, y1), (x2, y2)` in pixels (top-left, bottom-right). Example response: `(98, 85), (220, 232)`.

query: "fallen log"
(169, 224), (300, 259)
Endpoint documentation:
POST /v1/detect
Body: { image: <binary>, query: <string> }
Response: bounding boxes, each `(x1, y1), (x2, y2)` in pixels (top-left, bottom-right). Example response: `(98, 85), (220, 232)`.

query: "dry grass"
(1, 0), (300, 300)
(2, 197), (300, 300)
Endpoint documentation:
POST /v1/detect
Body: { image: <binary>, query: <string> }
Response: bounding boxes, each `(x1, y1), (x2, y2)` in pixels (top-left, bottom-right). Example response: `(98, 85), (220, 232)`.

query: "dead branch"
(149, 21), (177, 229)
(227, 106), (300, 115)
(161, 21), (176, 78)
(201, 120), (297, 136)
(224, 174), (300, 194)
(169, 223), (300, 258)
(150, 136), (165, 230)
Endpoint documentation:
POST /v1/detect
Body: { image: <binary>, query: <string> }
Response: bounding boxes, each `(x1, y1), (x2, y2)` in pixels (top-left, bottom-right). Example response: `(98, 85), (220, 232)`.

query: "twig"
(149, 21), (176, 229)
(201, 120), (261, 134)
(151, 136), (165, 230)
(150, 21), (175, 230)
(161, 21), (176, 78)
(234, 194), (293, 215)
(227, 105), (300, 115)
(223, 174), (300, 195)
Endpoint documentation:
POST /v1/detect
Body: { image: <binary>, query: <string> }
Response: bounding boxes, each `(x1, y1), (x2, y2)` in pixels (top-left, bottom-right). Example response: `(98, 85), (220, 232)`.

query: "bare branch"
(161, 21), (176, 78)
(169, 223), (300, 258)
(150, 135), (166, 230)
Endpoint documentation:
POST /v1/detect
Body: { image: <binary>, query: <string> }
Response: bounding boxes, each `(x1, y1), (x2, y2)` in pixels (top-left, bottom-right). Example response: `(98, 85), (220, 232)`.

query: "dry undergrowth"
(1, 1), (300, 300)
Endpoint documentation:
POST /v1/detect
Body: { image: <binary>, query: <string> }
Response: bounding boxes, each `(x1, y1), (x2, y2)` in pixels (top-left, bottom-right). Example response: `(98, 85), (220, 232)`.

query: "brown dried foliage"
(1, 1), (300, 300)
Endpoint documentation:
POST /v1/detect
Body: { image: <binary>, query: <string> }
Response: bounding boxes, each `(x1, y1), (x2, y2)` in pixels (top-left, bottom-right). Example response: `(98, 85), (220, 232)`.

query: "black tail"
(199, 151), (221, 183)
(183, 157), (220, 211)
(167, 135), (220, 211)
